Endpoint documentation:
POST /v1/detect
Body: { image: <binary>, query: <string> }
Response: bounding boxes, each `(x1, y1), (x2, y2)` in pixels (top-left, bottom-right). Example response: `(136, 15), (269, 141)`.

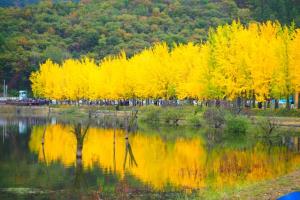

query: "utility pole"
(3, 80), (5, 97)
(3, 80), (8, 98)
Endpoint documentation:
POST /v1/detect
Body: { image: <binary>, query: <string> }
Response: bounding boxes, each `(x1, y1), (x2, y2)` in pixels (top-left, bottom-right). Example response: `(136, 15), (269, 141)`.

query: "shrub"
(194, 105), (203, 114)
(203, 107), (225, 128)
(256, 117), (279, 136)
(161, 107), (183, 125)
(138, 105), (161, 123)
(225, 116), (249, 135)
(186, 113), (203, 127)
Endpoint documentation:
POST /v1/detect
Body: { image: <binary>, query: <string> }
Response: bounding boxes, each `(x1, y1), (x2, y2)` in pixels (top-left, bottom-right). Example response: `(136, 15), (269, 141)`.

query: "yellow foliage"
(29, 125), (300, 190)
(30, 21), (300, 101)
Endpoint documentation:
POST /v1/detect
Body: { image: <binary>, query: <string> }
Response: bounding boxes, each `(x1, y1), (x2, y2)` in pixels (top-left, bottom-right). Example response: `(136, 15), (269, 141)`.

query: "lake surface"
(0, 116), (300, 199)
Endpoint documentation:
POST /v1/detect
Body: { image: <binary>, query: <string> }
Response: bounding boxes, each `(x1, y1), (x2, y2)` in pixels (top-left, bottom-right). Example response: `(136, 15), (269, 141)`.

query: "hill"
(0, 0), (299, 92)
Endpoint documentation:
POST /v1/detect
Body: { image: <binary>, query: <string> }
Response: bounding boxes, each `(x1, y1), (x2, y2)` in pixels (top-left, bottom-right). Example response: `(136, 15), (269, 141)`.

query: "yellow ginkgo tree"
(30, 20), (300, 108)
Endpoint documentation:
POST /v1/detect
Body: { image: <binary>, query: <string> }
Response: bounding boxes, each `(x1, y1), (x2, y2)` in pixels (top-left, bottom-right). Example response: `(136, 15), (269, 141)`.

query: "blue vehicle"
(277, 191), (300, 200)
(271, 96), (295, 107)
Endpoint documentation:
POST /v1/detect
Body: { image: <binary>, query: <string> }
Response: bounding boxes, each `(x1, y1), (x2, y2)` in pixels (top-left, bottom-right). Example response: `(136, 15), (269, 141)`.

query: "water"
(0, 116), (300, 199)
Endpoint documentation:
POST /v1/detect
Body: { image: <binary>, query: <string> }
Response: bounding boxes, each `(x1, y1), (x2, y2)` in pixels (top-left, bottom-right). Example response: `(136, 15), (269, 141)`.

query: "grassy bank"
(203, 169), (300, 200)
(247, 108), (300, 117)
(138, 105), (300, 127)
(0, 105), (49, 116)
(1, 105), (300, 128)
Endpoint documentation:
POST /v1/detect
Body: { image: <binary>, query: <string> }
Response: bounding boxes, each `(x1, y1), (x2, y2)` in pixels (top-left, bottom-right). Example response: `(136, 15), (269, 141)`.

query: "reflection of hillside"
(29, 124), (300, 191)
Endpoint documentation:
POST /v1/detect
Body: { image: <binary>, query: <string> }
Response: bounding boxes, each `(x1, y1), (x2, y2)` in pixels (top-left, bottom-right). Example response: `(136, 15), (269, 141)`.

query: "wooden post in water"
(113, 106), (117, 173)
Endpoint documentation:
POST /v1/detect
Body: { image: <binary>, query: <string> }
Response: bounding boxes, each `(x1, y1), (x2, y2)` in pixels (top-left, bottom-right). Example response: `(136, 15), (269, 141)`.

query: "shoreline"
(228, 169), (300, 200)
(0, 105), (300, 128)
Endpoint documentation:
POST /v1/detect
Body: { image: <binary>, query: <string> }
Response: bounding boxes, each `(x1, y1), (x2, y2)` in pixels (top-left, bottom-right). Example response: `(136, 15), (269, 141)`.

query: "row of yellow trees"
(30, 21), (300, 103)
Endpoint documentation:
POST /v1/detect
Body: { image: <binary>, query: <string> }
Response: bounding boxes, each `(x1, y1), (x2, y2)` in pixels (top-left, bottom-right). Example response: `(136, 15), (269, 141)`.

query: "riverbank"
(155, 169), (300, 199)
(0, 105), (130, 117)
(1, 105), (300, 127)
(228, 169), (300, 200)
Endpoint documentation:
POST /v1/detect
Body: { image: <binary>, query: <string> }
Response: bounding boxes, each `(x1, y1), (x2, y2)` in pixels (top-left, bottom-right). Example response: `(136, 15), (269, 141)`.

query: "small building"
(19, 90), (27, 100)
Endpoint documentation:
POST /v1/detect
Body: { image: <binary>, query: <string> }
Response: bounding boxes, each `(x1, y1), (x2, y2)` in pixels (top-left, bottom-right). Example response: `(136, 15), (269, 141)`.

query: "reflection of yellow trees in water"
(29, 125), (300, 190)
(29, 125), (76, 166)
(207, 144), (300, 187)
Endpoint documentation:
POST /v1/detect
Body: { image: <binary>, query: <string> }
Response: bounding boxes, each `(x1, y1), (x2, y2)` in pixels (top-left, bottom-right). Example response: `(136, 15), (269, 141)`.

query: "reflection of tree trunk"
(204, 129), (218, 175)
(123, 133), (137, 170)
(42, 108), (50, 148)
(9, 129), (22, 187)
(74, 154), (83, 188)
(123, 110), (138, 170)
(42, 141), (47, 165)
(73, 151), (91, 199)
(2, 122), (6, 144)
(74, 122), (90, 162)
(76, 138), (83, 162)
(73, 122), (90, 196)
(113, 109), (117, 173)
(41, 139), (50, 184)
(41, 108), (51, 183)
(41, 107), (51, 149)
(113, 130), (116, 173)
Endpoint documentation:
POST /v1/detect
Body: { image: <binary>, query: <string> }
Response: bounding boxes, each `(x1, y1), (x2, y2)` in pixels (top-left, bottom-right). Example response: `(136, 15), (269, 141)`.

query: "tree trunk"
(76, 143), (82, 160)
(298, 93), (300, 109)
(237, 97), (242, 108)
(252, 91), (256, 108)
(275, 99), (279, 109)
(133, 98), (136, 106)
(267, 100), (270, 108)
(286, 95), (290, 110)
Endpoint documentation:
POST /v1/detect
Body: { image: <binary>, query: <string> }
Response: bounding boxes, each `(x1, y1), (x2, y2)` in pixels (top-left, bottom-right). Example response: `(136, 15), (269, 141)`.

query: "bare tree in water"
(123, 111), (138, 170)
(72, 122), (90, 187)
(123, 133), (138, 170)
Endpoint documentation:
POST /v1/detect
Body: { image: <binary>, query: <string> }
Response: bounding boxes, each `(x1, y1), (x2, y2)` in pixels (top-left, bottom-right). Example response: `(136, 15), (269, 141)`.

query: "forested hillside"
(0, 0), (299, 92)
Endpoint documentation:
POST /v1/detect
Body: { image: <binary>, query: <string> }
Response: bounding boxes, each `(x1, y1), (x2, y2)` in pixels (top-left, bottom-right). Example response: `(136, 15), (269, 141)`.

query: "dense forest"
(0, 0), (300, 92)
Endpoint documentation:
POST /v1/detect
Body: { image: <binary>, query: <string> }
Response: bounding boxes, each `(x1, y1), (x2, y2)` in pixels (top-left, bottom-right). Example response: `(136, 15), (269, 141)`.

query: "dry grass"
(229, 170), (300, 200)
